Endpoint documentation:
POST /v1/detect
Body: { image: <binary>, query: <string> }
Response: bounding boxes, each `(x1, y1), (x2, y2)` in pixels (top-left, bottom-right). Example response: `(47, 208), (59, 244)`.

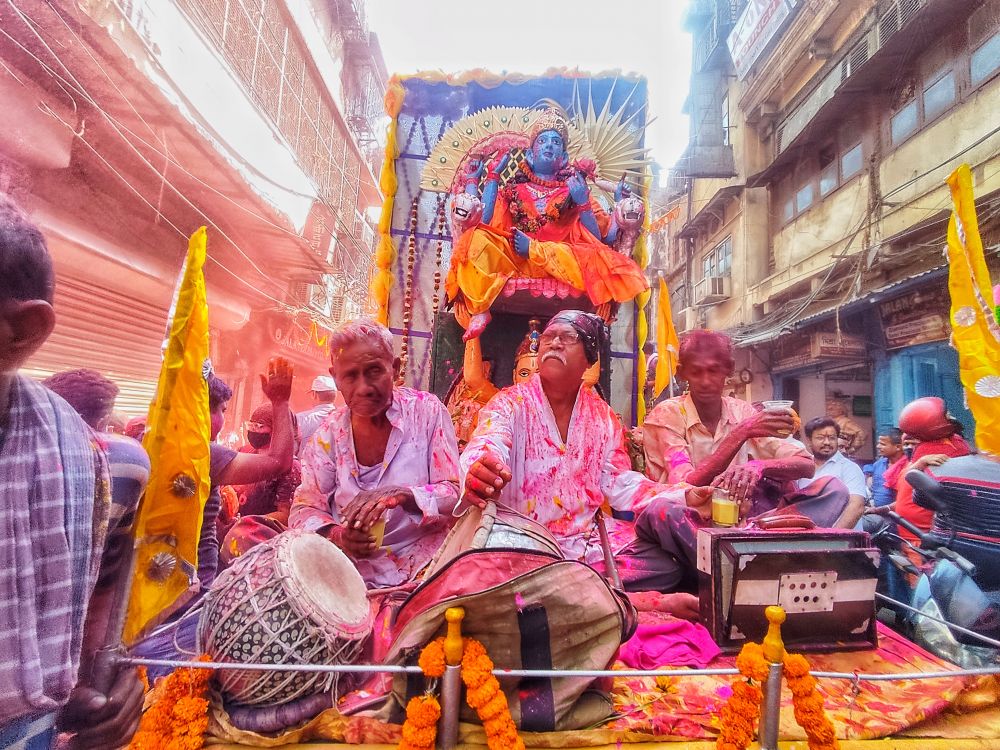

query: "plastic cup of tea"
(369, 518), (387, 547)
(762, 400), (794, 413)
(711, 489), (739, 527)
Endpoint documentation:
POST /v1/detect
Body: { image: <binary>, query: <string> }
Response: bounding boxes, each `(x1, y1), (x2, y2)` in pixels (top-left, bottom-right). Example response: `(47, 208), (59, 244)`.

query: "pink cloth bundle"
(618, 619), (721, 670)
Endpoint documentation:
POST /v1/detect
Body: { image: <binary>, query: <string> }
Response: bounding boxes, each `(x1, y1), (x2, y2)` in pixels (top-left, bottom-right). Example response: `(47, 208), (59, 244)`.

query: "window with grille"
(175, 0), (365, 223)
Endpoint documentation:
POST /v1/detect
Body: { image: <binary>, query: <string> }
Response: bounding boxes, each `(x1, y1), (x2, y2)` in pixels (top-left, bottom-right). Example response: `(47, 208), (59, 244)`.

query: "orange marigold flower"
(478, 691), (510, 722)
(735, 643), (770, 682)
(418, 638), (446, 679)
(783, 653), (811, 679)
(401, 721), (436, 747)
(466, 681), (497, 709)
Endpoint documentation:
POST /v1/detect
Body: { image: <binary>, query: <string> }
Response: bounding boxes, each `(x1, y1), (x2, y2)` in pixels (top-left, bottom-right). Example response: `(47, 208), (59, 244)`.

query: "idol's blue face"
(529, 130), (566, 173)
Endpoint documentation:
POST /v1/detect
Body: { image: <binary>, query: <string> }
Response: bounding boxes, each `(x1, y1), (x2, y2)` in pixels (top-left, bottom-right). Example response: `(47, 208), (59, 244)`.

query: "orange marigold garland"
(398, 638), (444, 750)
(461, 639), (524, 750)
(128, 655), (212, 750)
(398, 694), (441, 750)
(716, 643), (839, 750)
(399, 636), (524, 750)
(784, 653), (839, 750)
(717, 643), (766, 750)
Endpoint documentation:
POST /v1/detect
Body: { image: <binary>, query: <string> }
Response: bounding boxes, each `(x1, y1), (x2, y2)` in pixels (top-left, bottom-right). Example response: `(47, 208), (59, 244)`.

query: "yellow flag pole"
(91, 228), (211, 689)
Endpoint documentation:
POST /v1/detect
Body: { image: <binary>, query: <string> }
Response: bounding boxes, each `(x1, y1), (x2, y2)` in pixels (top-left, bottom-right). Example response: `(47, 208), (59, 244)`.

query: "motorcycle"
(876, 454), (1000, 667)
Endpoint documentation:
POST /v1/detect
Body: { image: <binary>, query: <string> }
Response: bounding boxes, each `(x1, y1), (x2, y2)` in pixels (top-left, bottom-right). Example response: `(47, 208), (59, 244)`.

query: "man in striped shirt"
(0, 195), (142, 749)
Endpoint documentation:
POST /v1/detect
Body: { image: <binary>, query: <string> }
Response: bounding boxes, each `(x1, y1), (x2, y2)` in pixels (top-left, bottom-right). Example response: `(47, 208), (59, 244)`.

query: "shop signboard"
(728, 0), (800, 80)
(773, 331), (866, 371)
(811, 331), (867, 359)
(879, 286), (951, 349)
(773, 331), (812, 371)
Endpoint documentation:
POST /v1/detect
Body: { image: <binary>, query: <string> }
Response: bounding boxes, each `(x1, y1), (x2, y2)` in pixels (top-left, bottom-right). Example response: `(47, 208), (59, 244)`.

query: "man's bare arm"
(215, 358), (294, 486)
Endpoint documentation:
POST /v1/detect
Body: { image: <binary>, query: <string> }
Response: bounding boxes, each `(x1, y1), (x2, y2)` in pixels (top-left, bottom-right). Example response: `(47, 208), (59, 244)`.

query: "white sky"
(364, 0), (692, 169)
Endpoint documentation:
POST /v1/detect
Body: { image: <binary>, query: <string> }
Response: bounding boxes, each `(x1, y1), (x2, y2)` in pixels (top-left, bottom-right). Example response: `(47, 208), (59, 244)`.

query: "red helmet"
(898, 397), (954, 441)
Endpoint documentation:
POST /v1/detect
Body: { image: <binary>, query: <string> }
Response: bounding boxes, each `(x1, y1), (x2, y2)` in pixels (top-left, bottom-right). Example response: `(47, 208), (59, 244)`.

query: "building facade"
(662, 0), (1000, 457)
(0, 0), (384, 437)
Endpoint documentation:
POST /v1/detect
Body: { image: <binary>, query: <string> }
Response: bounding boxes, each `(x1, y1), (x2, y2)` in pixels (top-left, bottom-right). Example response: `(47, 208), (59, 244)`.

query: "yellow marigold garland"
(716, 644), (839, 750)
(398, 636), (524, 750)
(127, 655), (212, 750)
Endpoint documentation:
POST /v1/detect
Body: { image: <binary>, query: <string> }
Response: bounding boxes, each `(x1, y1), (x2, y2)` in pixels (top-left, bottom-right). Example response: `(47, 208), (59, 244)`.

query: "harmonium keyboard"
(696, 527), (880, 653)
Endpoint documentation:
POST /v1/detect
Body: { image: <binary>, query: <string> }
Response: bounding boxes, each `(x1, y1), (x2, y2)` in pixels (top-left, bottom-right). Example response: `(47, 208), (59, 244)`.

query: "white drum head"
(278, 531), (371, 639)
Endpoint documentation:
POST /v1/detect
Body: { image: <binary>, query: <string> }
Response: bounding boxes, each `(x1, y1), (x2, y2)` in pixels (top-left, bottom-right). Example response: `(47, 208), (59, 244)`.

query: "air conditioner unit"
(694, 275), (732, 305)
(676, 306), (699, 333)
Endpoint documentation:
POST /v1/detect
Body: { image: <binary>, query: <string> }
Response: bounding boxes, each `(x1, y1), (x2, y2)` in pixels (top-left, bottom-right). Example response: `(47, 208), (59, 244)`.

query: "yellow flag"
(654, 277), (680, 397)
(946, 165), (1000, 456)
(123, 227), (212, 644)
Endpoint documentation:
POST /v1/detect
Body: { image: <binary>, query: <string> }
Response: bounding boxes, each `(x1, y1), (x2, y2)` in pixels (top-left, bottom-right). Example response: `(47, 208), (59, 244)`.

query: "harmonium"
(697, 527), (880, 653)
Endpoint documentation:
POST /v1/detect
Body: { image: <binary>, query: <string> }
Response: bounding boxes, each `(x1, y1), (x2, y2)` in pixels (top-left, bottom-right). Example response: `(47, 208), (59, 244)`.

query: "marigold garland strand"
(127, 655), (212, 750)
(716, 643), (839, 750)
(398, 636), (524, 750)
(461, 639), (524, 750)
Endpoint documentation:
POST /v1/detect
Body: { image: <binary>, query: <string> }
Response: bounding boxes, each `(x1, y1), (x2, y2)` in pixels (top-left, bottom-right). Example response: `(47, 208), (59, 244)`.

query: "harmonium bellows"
(697, 527), (880, 653)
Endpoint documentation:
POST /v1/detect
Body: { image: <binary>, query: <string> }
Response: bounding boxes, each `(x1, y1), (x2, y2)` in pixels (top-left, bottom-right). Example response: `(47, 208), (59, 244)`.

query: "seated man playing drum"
(291, 319), (461, 588)
(460, 311), (714, 616)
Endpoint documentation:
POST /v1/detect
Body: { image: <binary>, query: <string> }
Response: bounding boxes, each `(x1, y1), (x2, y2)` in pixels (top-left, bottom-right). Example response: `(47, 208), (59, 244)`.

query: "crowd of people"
(0, 191), (973, 747)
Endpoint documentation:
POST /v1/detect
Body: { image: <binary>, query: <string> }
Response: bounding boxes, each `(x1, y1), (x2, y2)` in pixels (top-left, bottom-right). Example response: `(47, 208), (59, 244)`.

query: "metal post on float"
(759, 605), (787, 750)
(438, 606), (465, 749)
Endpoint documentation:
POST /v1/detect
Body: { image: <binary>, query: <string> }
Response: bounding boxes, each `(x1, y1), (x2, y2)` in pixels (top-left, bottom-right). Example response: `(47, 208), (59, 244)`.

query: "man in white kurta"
(291, 322), (460, 588)
(462, 373), (679, 562)
(461, 311), (712, 598)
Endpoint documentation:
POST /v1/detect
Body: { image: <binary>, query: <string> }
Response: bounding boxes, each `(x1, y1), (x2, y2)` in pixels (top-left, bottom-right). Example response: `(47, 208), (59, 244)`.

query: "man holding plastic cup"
(643, 330), (854, 529)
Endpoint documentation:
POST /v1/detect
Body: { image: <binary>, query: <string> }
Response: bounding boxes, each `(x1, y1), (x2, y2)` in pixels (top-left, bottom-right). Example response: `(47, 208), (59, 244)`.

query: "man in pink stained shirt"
(643, 330), (856, 529)
(461, 311), (713, 611)
(291, 319), (461, 588)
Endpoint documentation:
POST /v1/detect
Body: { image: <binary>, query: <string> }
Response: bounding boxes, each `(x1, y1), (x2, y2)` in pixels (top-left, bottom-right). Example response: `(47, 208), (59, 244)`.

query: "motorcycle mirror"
(905, 469), (949, 514)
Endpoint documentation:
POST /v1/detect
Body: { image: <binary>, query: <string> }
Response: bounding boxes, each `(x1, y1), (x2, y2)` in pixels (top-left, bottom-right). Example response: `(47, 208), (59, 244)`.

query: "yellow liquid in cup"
(712, 497), (739, 527)
(370, 518), (387, 547)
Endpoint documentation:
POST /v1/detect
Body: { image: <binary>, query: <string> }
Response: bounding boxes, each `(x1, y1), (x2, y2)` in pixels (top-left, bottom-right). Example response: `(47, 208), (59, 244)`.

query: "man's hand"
(740, 409), (795, 440)
(912, 453), (950, 471)
(869, 503), (896, 516)
(260, 356), (294, 404)
(329, 525), (378, 557)
(684, 486), (713, 521)
(58, 668), (143, 749)
(462, 455), (512, 509)
(661, 592), (701, 621)
(342, 488), (410, 533)
(567, 172), (591, 205)
(711, 460), (765, 511)
(628, 591), (700, 621)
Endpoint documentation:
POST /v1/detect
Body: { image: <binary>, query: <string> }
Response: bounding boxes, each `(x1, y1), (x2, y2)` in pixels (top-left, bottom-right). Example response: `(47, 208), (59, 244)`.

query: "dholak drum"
(198, 529), (372, 705)
(424, 501), (563, 578)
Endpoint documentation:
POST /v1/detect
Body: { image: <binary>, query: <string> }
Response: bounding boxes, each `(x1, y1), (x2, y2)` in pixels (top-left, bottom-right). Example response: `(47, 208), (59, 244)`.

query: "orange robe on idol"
(446, 179), (648, 315)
